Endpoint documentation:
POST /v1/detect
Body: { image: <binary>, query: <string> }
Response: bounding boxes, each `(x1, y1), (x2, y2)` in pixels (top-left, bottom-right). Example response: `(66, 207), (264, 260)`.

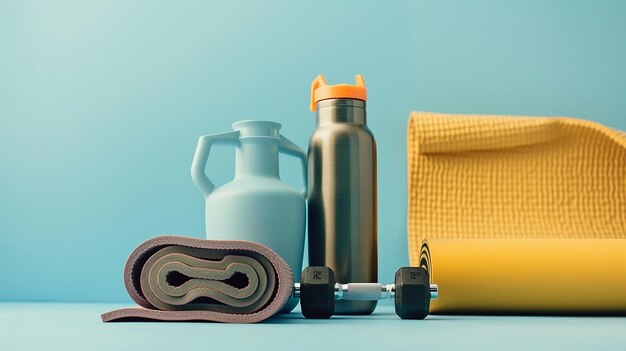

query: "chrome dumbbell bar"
(293, 282), (439, 300)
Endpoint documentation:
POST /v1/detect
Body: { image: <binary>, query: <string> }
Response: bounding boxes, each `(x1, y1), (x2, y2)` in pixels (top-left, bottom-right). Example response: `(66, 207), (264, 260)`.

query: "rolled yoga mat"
(420, 239), (626, 314)
(102, 236), (293, 323)
(407, 112), (626, 314)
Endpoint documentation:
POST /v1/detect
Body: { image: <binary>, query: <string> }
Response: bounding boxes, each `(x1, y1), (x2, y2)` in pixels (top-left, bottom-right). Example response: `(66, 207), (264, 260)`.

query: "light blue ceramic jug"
(191, 120), (306, 312)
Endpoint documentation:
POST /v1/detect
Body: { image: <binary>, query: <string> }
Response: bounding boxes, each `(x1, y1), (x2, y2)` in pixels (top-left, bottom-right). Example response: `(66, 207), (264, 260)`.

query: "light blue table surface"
(1, 302), (624, 351)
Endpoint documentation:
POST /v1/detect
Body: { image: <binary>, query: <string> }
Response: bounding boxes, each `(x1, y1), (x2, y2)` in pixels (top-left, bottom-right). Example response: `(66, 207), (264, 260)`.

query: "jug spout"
(192, 119), (307, 197)
(232, 120), (281, 138)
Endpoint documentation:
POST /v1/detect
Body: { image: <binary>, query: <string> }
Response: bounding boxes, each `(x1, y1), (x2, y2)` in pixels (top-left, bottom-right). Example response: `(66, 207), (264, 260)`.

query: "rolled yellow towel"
(407, 112), (626, 314)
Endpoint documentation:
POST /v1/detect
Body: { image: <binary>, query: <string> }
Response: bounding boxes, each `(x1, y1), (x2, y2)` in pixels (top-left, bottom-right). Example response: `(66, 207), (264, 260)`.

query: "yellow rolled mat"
(420, 239), (626, 314)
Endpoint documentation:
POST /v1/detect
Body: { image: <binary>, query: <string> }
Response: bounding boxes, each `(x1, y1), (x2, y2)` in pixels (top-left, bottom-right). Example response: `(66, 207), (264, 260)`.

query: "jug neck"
(316, 99), (366, 126)
(235, 139), (279, 178)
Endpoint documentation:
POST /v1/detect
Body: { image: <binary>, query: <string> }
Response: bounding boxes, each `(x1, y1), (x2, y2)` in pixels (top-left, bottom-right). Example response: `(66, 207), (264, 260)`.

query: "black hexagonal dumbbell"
(299, 265), (336, 318)
(295, 266), (438, 319)
(394, 266), (432, 319)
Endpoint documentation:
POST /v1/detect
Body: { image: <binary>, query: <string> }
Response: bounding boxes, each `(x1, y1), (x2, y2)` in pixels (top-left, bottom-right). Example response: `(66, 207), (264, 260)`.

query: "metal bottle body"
(307, 99), (378, 315)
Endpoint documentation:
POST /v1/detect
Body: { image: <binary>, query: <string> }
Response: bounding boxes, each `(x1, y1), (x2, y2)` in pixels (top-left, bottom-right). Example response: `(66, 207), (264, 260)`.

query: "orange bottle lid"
(310, 74), (367, 112)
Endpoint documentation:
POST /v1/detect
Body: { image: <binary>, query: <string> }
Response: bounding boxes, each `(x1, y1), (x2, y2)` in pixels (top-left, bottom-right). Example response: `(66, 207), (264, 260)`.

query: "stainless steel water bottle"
(307, 74), (378, 315)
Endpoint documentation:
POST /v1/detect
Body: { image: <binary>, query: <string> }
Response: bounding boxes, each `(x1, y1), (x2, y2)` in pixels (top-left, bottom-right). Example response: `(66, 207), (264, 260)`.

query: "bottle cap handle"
(310, 74), (367, 112)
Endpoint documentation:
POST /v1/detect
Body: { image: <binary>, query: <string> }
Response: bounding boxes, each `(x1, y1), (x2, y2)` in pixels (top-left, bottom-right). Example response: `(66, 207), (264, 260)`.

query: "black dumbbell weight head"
(300, 266), (336, 319)
(394, 267), (431, 319)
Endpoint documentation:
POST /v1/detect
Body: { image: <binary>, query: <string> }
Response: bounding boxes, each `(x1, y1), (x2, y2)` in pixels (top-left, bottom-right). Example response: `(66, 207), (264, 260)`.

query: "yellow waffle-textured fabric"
(407, 112), (626, 266)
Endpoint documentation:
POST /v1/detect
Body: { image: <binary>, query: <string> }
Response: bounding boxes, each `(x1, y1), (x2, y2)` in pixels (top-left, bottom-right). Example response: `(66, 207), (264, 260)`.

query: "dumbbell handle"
(337, 283), (439, 300)
(293, 283), (438, 301)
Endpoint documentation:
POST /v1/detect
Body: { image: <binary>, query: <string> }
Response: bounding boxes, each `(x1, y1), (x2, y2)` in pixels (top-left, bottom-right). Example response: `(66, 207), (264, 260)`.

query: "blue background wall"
(1, 1), (625, 302)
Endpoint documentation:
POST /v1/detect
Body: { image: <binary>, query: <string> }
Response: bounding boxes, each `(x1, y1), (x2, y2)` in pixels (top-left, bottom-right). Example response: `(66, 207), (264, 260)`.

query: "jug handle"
(278, 134), (308, 198)
(191, 131), (240, 198)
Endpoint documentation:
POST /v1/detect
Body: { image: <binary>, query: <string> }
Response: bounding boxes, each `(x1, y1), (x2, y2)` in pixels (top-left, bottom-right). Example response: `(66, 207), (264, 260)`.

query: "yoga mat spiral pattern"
(102, 236), (293, 323)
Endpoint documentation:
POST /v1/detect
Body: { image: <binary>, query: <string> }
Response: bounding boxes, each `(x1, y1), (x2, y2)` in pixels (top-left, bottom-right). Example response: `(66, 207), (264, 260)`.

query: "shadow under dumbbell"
(265, 313), (378, 324)
(264, 302), (447, 324)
